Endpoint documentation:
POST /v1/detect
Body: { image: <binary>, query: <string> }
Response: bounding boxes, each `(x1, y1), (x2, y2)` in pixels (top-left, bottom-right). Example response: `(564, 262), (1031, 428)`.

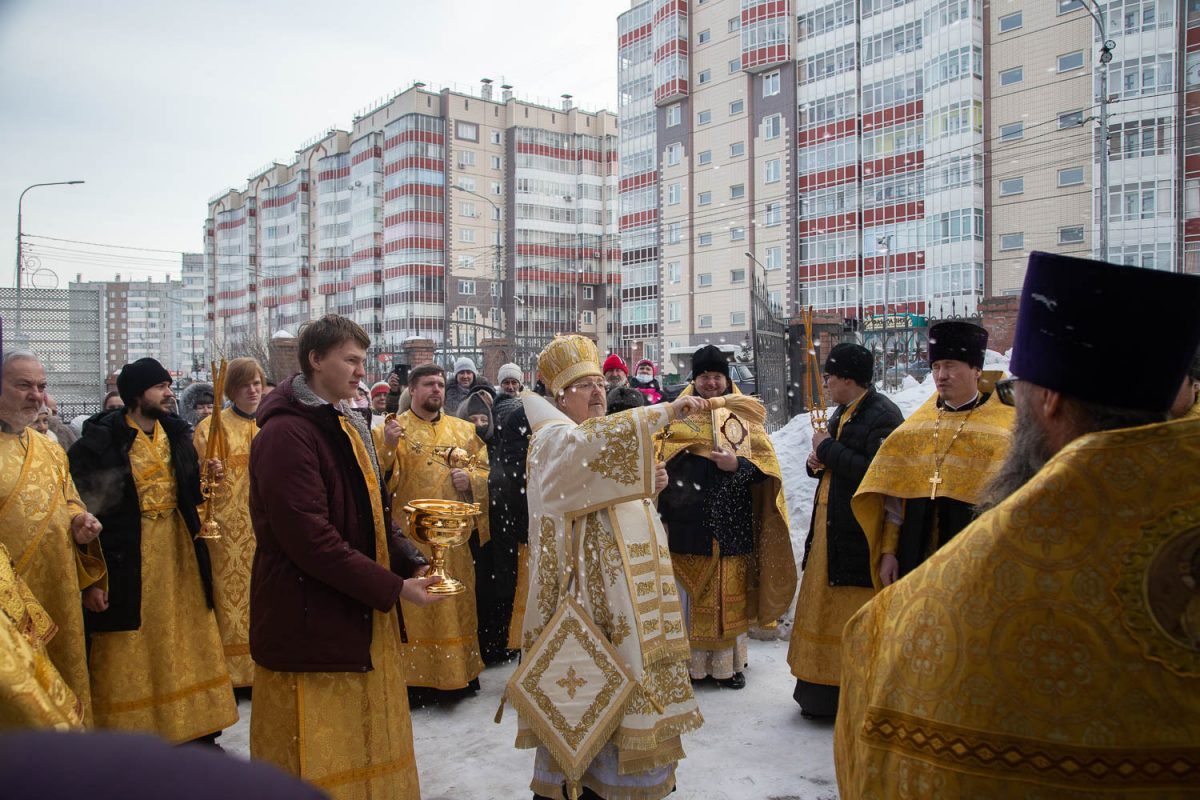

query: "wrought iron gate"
(750, 274), (789, 431)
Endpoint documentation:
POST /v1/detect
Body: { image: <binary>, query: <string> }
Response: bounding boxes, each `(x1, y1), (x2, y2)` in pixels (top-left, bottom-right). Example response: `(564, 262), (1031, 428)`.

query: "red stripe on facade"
(384, 211), (444, 227)
(383, 237), (444, 253)
(653, 0), (687, 24)
(862, 151), (925, 179)
(620, 209), (659, 229)
(352, 147), (383, 165)
(317, 258), (352, 272)
(317, 167), (352, 181)
(385, 185), (445, 202)
(351, 272), (381, 287)
(620, 171), (656, 192)
(654, 78), (688, 105)
(741, 0), (788, 24)
(515, 268), (603, 284)
(798, 213), (858, 235)
(262, 192), (299, 210)
(741, 44), (790, 71)
(798, 118), (857, 146)
(384, 264), (444, 279)
(798, 165), (857, 192)
(216, 218), (246, 231)
(352, 247), (382, 262)
(383, 157), (445, 175)
(260, 275), (298, 288)
(862, 100), (924, 132)
(862, 202), (924, 226)
(654, 38), (688, 62)
(383, 130), (444, 150)
(515, 143), (603, 162)
(619, 23), (652, 48)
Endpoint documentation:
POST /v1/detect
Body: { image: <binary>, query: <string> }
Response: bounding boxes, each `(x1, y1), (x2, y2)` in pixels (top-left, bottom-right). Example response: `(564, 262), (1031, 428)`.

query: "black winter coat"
(804, 387), (904, 587)
(68, 410), (212, 633)
(659, 452), (766, 557)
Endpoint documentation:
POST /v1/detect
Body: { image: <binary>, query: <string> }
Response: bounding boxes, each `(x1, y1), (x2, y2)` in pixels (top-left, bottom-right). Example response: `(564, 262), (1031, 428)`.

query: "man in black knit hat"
(787, 343), (903, 718)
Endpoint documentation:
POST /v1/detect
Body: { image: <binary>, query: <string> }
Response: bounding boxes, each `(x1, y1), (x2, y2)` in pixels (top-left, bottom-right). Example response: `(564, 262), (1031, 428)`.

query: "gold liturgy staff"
(388, 362), (489, 695)
(836, 252), (1200, 798)
(657, 344), (796, 689)
(0, 542), (84, 730)
(192, 357), (265, 688)
(68, 358), (237, 743)
(852, 321), (1013, 589)
(0, 350), (105, 725)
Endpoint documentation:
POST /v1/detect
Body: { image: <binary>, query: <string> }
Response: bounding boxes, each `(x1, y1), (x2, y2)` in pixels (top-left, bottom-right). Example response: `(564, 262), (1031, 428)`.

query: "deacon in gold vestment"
(248, 316), (442, 800)
(0, 541), (84, 730)
(517, 335), (705, 800)
(658, 344), (795, 688)
(191, 357), (264, 688)
(852, 322), (1012, 589)
(0, 351), (105, 725)
(836, 251), (1200, 798)
(388, 363), (489, 693)
(68, 358), (236, 743)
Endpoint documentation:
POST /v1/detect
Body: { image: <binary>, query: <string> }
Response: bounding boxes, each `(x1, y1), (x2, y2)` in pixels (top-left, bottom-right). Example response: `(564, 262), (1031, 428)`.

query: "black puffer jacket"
(804, 387), (904, 587)
(68, 409), (212, 633)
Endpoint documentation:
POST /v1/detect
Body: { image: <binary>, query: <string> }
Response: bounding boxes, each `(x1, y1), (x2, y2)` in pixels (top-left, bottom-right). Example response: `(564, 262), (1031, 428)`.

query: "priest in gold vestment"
(68, 358), (237, 743)
(517, 335), (706, 800)
(0, 541), (84, 730)
(852, 321), (1013, 589)
(388, 362), (489, 694)
(249, 315), (442, 800)
(836, 251), (1200, 798)
(658, 344), (796, 690)
(192, 356), (264, 689)
(0, 351), (105, 724)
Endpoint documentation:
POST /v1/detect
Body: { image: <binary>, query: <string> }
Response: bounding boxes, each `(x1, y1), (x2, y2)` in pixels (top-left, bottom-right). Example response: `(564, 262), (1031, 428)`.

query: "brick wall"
(979, 296), (1020, 355)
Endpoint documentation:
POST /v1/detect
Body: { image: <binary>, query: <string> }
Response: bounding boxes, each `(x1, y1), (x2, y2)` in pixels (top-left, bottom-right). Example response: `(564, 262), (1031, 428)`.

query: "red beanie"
(602, 354), (628, 374)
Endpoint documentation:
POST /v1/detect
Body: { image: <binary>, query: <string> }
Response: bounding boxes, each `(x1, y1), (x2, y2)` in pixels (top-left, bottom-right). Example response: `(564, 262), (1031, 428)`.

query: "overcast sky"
(0, 0), (629, 287)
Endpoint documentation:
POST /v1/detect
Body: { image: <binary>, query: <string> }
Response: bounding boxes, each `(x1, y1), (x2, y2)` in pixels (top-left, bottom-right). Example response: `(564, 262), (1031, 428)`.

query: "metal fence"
(0, 286), (106, 408)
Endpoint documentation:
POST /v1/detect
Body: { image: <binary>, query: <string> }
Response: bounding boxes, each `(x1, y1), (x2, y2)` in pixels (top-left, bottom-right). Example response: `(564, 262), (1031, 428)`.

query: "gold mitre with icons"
(537, 334), (603, 397)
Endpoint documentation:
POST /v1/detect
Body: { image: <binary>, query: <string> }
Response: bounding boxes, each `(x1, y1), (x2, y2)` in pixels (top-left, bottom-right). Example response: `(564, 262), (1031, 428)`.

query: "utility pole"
(15, 180), (85, 336)
(877, 234), (892, 390)
(1081, 0), (1115, 262)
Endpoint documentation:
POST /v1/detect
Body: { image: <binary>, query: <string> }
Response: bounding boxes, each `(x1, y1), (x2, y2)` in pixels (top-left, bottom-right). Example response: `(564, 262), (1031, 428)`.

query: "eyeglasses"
(994, 377), (1018, 407)
(568, 379), (606, 393)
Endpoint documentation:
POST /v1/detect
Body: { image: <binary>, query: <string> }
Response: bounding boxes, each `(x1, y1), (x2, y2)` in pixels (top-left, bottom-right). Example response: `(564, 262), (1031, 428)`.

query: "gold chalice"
(402, 499), (481, 596)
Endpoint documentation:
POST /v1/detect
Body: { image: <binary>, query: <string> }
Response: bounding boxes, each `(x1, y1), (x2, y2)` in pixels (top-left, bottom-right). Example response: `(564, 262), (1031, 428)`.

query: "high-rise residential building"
(204, 83), (619, 369)
(988, 0), (1191, 294)
(180, 253), (208, 379)
(98, 275), (186, 379)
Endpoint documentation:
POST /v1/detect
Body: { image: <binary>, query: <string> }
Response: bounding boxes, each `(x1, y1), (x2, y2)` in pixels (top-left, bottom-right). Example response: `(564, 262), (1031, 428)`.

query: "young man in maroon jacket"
(247, 314), (443, 799)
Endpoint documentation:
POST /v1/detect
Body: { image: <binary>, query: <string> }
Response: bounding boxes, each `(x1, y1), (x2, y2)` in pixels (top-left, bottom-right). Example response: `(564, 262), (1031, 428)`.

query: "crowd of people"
(2, 249), (1200, 800)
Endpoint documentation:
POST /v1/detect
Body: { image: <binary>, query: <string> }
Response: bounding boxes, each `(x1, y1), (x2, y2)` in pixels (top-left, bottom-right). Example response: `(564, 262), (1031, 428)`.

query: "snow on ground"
(223, 355), (1014, 797)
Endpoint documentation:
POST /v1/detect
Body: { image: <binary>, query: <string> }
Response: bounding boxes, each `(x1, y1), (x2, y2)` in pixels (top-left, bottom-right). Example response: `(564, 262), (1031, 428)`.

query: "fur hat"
(928, 321), (988, 370)
(692, 345), (729, 379)
(606, 386), (645, 414)
(824, 343), (874, 387)
(117, 358), (172, 406)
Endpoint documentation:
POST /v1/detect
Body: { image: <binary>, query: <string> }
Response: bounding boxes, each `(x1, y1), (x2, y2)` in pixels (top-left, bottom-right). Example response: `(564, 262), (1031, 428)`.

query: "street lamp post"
(877, 234), (892, 390)
(1081, 0), (1115, 262)
(15, 180), (85, 335)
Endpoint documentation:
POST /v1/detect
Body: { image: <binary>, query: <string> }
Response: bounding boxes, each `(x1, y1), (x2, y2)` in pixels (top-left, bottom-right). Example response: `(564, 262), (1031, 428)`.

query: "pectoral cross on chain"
(928, 470), (943, 500)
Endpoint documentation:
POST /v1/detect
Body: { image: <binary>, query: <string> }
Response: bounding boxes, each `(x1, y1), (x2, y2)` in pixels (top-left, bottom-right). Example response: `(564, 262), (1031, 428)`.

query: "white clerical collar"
(942, 391), (980, 412)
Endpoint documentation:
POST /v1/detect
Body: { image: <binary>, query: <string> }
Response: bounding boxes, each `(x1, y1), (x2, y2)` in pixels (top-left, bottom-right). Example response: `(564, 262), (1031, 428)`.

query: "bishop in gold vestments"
(837, 250), (1200, 798)
(0, 424), (105, 724)
(193, 406), (258, 687)
(0, 542), (84, 730)
(388, 369), (488, 692)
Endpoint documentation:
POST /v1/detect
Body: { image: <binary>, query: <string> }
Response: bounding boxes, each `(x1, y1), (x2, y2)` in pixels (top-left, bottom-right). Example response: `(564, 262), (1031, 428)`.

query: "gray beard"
(976, 403), (1053, 514)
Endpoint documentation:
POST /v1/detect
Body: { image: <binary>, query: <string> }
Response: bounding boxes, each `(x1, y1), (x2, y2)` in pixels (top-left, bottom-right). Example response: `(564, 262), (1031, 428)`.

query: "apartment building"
(180, 253), (208, 379)
(988, 0), (1192, 295)
(97, 275), (186, 379)
(204, 83), (619, 367)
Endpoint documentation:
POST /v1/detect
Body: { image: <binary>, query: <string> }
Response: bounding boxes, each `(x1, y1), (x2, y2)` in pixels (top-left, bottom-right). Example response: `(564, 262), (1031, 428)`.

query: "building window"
(668, 301), (681, 322)
(667, 183), (681, 204)
(582, 285), (594, 299)
(698, 28), (711, 44)
(699, 314), (713, 328)
(666, 143), (682, 166)
(765, 246), (782, 270)
(730, 268), (746, 283)
(999, 66), (1023, 86)
(490, 155), (502, 169)
(667, 262), (681, 283)
(1000, 122), (1024, 141)
(580, 310), (595, 325)
(461, 201), (476, 217)
(460, 228), (475, 243)
(459, 177), (476, 191)
(763, 114), (782, 139)
(763, 71), (781, 97)
(667, 104), (681, 127)
(1057, 50), (1084, 72)
(730, 311), (747, 326)
(699, 190), (713, 205)
(698, 273), (713, 287)
(1058, 225), (1085, 244)
(458, 280), (476, 294)
(456, 121), (478, 141)
(698, 232), (713, 247)
(1057, 166), (1084, 186)
(729, 58), (741, 73)
(729, 99), (744, 115)
(765, 159), (781, 183)
(491, 181), (501, 196)
(999, 177), (1024, 196)
(730, 184), (745, 199)
(730, 141), (745, 157)
(698, 150), (712, 165)
(698, 109), (712, 125)
(730, 227), (746, 241)
(999, 11), (1022, 31)
(764, 201), (783, 226)
(1058, 109), (1084, 128)
(698, 69), (712, 84)
(667, 222), (682, 244)
(1058, 0), (1083, 13)
(728, 16), (740, 32)
(458, 150), (476, 167)
(490, 130), (502, 144)
(1000, 232), (1025, 251)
